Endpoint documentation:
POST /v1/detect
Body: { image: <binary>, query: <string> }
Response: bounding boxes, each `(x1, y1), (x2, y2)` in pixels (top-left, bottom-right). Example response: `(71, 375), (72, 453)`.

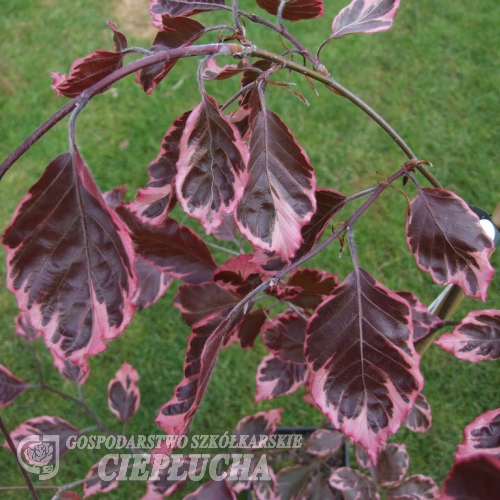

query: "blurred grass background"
(0, 0), (499, 497)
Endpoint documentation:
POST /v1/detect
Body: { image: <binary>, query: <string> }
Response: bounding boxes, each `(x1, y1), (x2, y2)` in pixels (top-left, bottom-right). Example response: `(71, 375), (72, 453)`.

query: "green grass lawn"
(1, 0), (499, 498)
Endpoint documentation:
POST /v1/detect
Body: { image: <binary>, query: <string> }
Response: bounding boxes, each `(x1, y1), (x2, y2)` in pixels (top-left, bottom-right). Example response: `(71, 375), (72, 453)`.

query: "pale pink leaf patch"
(83, 457), (122, 498)
(176, 93), (249, 234)
(202, 58), (252, 80)
(2, 152), (137, 368)
(306, 428), (344, 457)
(108, 362), (141, 423)
(435, 309), (500, 361)
(331, 0), (401, 39)
(387, 474), (440, 499)
(15, 312), (41, 342)
(305, 268), (423, 462)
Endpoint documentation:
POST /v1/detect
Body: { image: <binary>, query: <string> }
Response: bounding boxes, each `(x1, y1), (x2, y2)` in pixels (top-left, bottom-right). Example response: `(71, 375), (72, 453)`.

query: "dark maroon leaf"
(387, 474), (439, 499)
(174, 282), (240, 326)
(156, 310), (240, 438)
(116, 207), (217, 284)
(329, 467), (378, 498)
(441, 454), (500, 500)
(292, 188), (346, 262)
(356, 443), (372, 469)
(262, 312), (307, 364)
(223, 308), (266, 349)
(232, 409), (282, 448)
(456, 409), (500, 460)
(108, 362), (140, 423)
(375, 444), (409, 485)
(51, 51), (125, 98)
(236, 108), (316, 262)
(128, 111), (190, 224)
(285, 268), (338, 309)
(149, 0), (226, 26)
(212, 212), (239, 242)
(132, 257), (172, 311)
(5, 416), (80, 463)
(331, 0), (400, 39)
(435, 309), (500, 361)
(84, 456), (122, 497)
(137, 16), (204, 94)
(274, 464), (312, 499)
(183, 479), (236, 500)
(15, 312), (41, 342)
(256, 0), (324, 21)
(227, 457), (276, 497)
(403, 393), (432, 434)
(255, 354), (307, 402)
(143, 455), (193, 499)
(60, 492), (81, 500)
(303, 472), (336, 500)
(305, 268), (423, 461)
(102, 185), (127, 209)
(306, 428), (344, 457)
(2, 152), (136, 368)
(176, 93), (249, 234)
(51, 351), (90, 386)
(107, 21), (128, 52)
(406, 188), (494, 301)
(0, 364), (27, 407)
(397, 291), (443, 343)
(214, 254), (265, 296)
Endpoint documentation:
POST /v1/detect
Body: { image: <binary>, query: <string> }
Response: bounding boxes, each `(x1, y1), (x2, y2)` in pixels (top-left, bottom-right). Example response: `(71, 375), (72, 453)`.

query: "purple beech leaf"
(212, 212), (239, 242)
(214, 254), (265, 297)
(274, 464), (312, 499)
(15, 311), (41, 342)
(435, 309), (500, 361)
(156, 310), (242, 439)
(255, 0), (325, 21)
(456, 409), (500, 460)
(396, 291), (443, 343)
(302, 472), (337, 500)
(403, 392), (432, 434)
(51, 22), (127, 98)
(183, 479), (236, 500)
(255, 354), (307, 402)
(132, 257), (172, 311)
(262, 312), (307, 364)
(387, 474), (440, 499)
(84, 457), (122, 498)
(108, 362), (140, 423)
(174, 282), (240, 327)
(128, 111), (190, 225)
(405, 188), (494, 301)
(102, 185), (127, 209)
(441, 454), (500, 500)
(356, 443), (372, 469)
(149, 0), (226, 27)
(115, 207), (217, 284)
(223, 308), (266, 349)
(228, 457), (276, 497)
(51, 351), (90, 386)
(331, 0), (401, 39)
(142, 455), (194, 499)
(2, 152), (137, 368)
(306, 428), (344, 457)
(0, 365), (27, 407)
(374, 443), (409, 485)
(305, 268), (423, 462)
(285, 268), (339, 309)
(4, 416), (80, 463)
(137, 16), (204, 94)
(176, 93), (249, 234)
(329, 467), (379, 499)
(232, 408), (282, 448)
(236, 108), (316, 262)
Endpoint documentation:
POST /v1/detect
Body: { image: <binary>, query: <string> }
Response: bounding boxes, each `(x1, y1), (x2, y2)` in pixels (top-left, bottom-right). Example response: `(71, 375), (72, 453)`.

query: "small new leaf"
(108, 362), (141, 423)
